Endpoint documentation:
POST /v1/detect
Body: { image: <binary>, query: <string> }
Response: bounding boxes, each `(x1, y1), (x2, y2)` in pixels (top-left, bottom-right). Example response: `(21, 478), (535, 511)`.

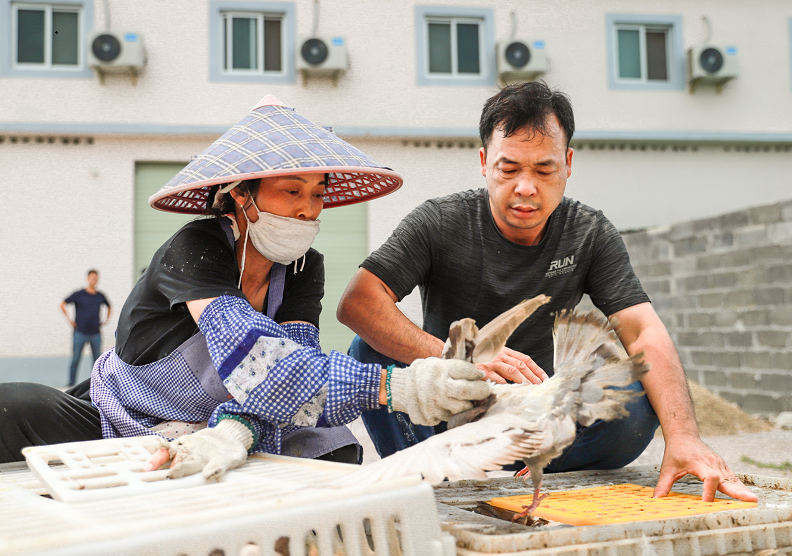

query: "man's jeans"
(69, 331), (101, 387)
(349, 335), (659, 472)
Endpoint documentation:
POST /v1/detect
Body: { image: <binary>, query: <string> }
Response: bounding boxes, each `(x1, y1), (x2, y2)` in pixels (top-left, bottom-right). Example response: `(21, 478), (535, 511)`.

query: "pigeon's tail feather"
(552, 310), (621, 368)
(566, 352), (650, 426)
(581, 352), (650, 388)
(578, 391), (632, 426)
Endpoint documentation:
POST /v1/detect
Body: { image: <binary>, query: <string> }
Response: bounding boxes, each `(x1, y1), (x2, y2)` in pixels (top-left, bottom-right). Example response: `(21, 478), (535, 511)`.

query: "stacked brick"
(622, 199), (792, 416)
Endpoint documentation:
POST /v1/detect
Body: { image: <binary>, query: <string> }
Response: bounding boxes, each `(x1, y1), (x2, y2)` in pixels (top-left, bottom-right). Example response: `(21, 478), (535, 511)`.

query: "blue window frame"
(0, 0), (93, 78)
(415, 6), (495, 87)
(209, 1), (295, 83)
(606, 14), (684, 91)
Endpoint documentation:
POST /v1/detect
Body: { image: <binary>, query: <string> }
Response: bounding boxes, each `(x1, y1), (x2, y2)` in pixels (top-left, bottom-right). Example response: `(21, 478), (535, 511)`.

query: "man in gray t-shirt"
(360, 190), (649, 375)
(338, 81), (755, 503)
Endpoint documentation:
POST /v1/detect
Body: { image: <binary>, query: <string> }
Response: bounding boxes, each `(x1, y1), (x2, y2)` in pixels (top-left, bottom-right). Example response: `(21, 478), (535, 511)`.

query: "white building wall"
(0, 135), (213, 357)
(566, 147), (792, 231)
(2, 0), (792, 360)
(4, 0), (792, 130)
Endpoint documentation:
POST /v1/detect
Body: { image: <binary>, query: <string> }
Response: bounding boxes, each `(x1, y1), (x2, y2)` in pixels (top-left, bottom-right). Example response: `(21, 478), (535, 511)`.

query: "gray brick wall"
(622, 198), (792, 416)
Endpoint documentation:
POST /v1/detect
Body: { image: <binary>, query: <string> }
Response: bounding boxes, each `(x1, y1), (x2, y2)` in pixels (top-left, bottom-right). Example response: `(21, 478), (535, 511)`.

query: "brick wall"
(621, 198), (792, 416)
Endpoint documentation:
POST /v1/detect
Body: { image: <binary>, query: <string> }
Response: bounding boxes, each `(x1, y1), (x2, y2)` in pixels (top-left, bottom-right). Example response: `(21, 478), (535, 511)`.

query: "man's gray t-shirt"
(361, 189), (649, 374)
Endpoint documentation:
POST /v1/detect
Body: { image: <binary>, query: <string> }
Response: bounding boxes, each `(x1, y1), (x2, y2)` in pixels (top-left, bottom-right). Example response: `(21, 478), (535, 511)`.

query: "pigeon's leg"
(511, 488), (547, 522)
(513, 470), (545, 521)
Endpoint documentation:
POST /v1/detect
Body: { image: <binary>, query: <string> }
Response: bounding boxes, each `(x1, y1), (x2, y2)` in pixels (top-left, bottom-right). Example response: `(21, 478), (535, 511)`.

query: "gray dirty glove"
(388, 357), (492, 426)
(163, 418), (253, 482)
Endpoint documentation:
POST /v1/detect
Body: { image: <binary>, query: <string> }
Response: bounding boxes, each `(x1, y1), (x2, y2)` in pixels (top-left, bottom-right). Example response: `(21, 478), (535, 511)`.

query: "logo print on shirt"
(545, 256), (576, 278)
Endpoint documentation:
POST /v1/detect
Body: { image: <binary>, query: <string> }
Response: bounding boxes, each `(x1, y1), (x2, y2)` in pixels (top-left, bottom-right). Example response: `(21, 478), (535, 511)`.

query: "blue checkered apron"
(90, 259), (358, 459)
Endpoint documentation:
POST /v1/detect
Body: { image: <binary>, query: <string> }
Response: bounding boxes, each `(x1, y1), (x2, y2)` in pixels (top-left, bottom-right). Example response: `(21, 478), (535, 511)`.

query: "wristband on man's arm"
(216, 413), (259, 451)
(385, 364), (396, 412)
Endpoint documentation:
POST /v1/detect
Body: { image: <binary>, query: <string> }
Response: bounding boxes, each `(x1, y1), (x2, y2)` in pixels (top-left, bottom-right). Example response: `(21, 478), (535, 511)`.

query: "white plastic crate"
(0, 436), (457, 556)
(22, 436), (206, 503)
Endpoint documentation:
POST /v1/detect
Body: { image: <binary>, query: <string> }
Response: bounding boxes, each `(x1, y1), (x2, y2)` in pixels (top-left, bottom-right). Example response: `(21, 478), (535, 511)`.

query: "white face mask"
(242, 199), (320, 265)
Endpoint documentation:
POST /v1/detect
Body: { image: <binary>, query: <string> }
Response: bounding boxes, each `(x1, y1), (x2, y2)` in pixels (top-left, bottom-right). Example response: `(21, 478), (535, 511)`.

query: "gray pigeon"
(333, 297), (650, 515)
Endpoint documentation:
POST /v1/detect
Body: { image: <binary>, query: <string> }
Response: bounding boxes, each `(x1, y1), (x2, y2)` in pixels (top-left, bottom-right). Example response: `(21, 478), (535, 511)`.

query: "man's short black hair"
(479, 81), (575, 151)
(87, 269), (98, 276)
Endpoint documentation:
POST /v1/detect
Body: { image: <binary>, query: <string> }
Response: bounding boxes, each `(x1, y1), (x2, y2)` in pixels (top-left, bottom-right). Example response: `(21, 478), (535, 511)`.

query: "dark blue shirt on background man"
(60, 270), (111, 386)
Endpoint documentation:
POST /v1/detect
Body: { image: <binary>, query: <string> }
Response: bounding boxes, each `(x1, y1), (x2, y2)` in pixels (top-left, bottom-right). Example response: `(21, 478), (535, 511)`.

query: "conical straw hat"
(149, 95), (403, 214)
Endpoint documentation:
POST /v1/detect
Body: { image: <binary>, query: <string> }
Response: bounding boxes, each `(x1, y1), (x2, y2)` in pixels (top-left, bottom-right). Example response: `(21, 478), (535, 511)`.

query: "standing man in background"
(60, 270), (111, 387)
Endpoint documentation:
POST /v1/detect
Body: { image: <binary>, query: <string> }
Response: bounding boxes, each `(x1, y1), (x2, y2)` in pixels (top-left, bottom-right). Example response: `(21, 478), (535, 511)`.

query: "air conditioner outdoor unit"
(297, 36), (348, 74)
(497, 39), (547, 83)
(687, 45), (738, 93)
(87, 31), (145, 84)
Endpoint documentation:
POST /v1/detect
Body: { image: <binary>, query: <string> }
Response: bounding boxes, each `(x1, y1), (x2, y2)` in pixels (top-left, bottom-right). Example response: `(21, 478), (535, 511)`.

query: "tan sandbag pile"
(656, 380), (773, 437)
(689, 380), (773, 435)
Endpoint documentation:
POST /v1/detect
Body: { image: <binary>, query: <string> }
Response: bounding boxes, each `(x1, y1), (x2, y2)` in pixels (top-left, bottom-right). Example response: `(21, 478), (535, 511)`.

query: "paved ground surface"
(632, 429), (792, 480)
(348, 418), (792, 481)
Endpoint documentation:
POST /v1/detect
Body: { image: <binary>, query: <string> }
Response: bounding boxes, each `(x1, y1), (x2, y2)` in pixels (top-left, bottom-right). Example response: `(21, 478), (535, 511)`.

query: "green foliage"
(740, 456), (792, 471)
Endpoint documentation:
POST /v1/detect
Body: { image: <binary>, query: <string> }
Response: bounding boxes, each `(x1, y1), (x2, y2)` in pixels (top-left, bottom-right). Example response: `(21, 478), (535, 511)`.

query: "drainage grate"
(434, 466), (792, 555)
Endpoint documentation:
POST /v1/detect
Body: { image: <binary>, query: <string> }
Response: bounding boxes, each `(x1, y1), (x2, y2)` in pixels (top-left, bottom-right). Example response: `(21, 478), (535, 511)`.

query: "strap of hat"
(266, 263), (286, 319)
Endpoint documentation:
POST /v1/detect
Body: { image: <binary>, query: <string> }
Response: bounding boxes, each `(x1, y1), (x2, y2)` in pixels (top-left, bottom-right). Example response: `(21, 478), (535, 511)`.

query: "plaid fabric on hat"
(150, 96), (403, 214)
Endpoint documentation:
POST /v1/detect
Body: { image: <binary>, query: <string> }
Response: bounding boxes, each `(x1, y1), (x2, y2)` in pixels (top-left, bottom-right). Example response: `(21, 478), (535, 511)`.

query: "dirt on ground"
(686, 380), (773, 437)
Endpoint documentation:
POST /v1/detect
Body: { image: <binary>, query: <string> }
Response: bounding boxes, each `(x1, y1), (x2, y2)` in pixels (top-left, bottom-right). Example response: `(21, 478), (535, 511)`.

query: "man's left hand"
(654, 433), (758, 502)
(477, 346), (548, 385)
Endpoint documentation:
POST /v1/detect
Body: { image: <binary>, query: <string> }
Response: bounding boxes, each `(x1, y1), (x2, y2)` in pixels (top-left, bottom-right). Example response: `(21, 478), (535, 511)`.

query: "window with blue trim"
(606, 14), (684, 91)
(209, 2), (295, 83)
(221, 11), (283, 74)
(0, 0), (93, 77)
(615, 24), (669, 82)
(415, 6), (494, 87)
(426, 16), (483, 76)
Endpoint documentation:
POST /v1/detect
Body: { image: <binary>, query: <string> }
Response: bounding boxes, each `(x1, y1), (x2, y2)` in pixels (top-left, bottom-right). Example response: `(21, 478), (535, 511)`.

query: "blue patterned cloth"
(90, 295), (382, 455)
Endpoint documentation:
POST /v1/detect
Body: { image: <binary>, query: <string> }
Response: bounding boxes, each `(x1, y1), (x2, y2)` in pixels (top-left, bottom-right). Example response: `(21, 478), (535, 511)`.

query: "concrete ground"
(632, 429), (792, 480)
(348, 417), (792, 481)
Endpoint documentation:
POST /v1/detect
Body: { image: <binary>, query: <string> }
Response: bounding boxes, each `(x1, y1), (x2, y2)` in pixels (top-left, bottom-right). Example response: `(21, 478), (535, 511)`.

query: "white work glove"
(388, 357), (492, 426)
(155, 417), (254, 482)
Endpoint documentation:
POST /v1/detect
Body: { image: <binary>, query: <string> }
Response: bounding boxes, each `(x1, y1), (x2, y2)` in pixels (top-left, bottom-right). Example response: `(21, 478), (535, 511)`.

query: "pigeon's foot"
(515, 466), (531, 480)
(511, 489), (547, 522)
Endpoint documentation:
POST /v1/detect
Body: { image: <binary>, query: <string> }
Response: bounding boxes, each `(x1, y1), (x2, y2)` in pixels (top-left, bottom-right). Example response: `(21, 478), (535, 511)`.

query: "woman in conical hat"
(0, 97), (490, 480)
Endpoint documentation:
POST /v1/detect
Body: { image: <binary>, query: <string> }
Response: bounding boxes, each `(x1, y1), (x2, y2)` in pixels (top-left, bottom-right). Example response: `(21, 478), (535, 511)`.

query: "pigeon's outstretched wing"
(441, 296), (551, 362)
(469, 295), (551, 363)
(330, 413), (545, 487)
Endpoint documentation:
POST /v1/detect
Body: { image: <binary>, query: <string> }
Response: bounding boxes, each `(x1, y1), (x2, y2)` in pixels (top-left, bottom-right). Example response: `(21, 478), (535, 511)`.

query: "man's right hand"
(478, 346), (548, 384)
(388, 358), (492, 425)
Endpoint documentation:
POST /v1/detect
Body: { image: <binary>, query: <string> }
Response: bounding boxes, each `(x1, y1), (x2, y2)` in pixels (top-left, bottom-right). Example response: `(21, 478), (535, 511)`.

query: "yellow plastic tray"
(489, 483), (757, 526)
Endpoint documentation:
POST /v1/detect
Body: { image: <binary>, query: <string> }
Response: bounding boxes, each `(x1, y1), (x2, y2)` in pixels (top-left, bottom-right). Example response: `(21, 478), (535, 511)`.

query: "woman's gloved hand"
(388, 357), (492, 426)
(144, 417), (254, 482)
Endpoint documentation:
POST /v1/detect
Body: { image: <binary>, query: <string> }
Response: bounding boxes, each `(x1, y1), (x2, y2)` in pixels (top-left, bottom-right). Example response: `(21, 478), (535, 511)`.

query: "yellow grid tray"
(489, 483), (757, 526)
